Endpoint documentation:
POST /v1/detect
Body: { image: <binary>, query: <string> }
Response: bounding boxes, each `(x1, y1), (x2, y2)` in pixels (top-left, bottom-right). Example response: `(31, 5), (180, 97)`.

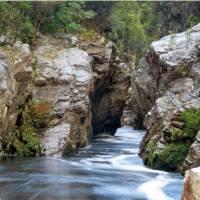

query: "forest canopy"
(0, 1), (199, 62)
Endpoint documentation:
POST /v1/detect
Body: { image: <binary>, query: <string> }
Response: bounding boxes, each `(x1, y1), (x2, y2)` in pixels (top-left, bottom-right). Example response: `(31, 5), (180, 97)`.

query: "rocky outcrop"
(0, 34), (130, 157)
(0, 41), (33, 156)
(131, 23), (200, 171)
(182, 167), (200, 200)
(82, 40), (131, 135)
(32, 36), (93, 156)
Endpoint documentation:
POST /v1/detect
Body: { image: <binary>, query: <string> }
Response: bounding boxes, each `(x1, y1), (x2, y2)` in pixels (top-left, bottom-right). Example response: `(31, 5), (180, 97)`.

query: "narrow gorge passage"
(0, 127), (183, 200)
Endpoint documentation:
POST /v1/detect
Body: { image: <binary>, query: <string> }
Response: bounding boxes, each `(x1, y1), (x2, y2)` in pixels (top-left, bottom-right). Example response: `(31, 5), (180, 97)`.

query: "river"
(0, 127), (183, 200)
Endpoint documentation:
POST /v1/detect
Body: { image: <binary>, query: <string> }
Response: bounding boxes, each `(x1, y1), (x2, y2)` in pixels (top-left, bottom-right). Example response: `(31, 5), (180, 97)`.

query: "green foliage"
(12, 126), (39, 157)
(10, 106), (40, 156)
(0, 2), (21, 35)
(0, 2), (95, 44)
(146, 108), (200, 171)
(108, 2), (157, 62)
(9, 100), (52, 156)
(158, 143), (191, 169)
(171, 127), (184, 141)
(146, 140), (191, 170)
(55, 2), (95, 34)
(187, 14), (200, 28)
(19, 17), (36, 44)
(181, 108), (200, 140)
(146, 140), (157, 167)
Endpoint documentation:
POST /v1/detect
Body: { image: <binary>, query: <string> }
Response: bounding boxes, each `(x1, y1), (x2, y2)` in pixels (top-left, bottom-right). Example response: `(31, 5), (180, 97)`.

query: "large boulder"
(131, 23), (200, 171)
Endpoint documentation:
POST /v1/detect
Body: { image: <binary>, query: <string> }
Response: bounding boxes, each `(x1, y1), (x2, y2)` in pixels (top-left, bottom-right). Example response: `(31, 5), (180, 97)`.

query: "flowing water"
(0, 127), (183, 200)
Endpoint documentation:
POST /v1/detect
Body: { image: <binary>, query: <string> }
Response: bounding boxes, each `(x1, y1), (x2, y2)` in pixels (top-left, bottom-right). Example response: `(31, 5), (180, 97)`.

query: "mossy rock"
(146, 140), (156, 167)
(146, 140), (191, 171)
(181, 108), (200, 141)
(157, 143), (191, 171)
(7, 100), (52, 157)
(175, 64), (189, 77)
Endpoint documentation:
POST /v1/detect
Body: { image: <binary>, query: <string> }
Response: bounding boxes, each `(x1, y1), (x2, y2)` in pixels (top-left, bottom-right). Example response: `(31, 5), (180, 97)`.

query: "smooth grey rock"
(40, 123), (71, 156)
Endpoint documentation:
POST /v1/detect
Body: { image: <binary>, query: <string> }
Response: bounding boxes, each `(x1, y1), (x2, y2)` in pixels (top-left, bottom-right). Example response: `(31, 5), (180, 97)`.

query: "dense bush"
(108, 2), (157, 63)
(0, 2), (95, 44)
(181, 108), (200, 136)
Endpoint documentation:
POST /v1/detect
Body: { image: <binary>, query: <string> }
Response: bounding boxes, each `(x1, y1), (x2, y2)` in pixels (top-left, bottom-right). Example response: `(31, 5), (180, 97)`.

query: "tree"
(0, 2), (95, 44)
(109, 2), (157, 63)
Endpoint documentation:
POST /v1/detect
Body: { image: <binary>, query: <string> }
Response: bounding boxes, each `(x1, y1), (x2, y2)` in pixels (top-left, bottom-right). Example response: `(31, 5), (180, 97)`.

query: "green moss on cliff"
(146, 140), (157, 167)
(146, 108), (200, 171)
(146, 140), (191, 171)
(158, 143), (191, 170)
(181, 108), (200, 140)
(9, 100), (52, 156)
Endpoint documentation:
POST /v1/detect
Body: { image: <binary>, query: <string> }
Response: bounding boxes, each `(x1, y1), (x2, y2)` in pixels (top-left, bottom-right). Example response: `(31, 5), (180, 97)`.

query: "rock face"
(0, 34), (130, 157)
(131, 23), (200, 171)
(33, 36), (93, 156)
(0, 41), (33, 156)
(182, 167), (200, 200)
(90, 42), (131, 135)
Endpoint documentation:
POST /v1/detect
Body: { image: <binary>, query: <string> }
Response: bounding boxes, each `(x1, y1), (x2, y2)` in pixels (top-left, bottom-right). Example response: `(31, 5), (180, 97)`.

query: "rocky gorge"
(0, 10), (200, 200)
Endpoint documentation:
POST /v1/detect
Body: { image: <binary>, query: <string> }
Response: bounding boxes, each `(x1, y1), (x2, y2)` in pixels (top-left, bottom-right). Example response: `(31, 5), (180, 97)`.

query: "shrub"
(146, 140), (157, 167)
(181, 108), (200, 140)
(158, 143), (191, 170)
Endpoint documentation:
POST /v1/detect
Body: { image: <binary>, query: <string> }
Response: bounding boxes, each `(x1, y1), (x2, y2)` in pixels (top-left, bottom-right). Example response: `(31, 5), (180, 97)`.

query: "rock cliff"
(131, 23), (200, 171)
(0, 34), (130, 157)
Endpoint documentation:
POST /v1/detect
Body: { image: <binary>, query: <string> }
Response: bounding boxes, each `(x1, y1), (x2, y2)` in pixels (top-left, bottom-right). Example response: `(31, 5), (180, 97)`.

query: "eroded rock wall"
(0, 34), (130, 157)
(0, 40), (33, 156)
(131, 23), (200, 171)
(89, 42), (131, 135)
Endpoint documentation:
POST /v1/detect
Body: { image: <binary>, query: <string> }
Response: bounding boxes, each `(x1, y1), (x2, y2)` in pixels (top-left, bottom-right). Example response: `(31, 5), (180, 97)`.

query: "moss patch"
(181, 108), (200, 140)
(9, 100), (52, 156)
(146, 140), (157, 167)
(146, 108), (200, 171)
(175, 64), (189, 77)
(157, 143), (191, 170)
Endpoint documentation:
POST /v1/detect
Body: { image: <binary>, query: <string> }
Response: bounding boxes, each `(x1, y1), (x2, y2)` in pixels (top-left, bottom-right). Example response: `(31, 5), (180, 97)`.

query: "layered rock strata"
(0, 35), (130, 157)
(131, 23), (200, 171)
